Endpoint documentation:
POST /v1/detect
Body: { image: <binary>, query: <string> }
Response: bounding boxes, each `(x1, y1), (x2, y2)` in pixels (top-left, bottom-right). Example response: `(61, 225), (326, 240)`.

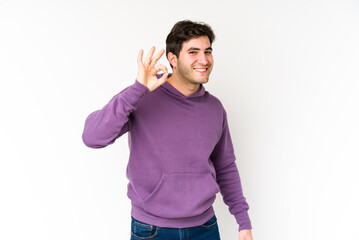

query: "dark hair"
(166, 20), (215, 68)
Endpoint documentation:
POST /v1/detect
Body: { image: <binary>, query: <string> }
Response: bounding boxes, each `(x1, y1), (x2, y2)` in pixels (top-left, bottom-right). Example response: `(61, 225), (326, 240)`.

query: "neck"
(167, 72), (200, 97)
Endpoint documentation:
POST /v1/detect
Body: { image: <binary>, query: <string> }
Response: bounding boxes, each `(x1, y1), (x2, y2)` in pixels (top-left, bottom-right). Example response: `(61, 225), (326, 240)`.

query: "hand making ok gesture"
(136, 46), (169, 92)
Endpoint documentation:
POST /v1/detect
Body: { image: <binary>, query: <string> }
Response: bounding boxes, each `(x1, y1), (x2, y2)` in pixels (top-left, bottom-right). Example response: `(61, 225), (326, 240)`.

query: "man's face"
(174, 35), (214, 85)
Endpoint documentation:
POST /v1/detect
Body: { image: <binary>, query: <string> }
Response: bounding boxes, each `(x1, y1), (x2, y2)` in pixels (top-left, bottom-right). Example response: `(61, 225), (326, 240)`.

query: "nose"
(197, 52), (209, 65)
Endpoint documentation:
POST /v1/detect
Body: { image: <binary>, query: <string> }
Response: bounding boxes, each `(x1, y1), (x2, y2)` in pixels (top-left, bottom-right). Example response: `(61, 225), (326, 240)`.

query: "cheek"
(208, 56), (214, 64)
(186, 56), (197, 64)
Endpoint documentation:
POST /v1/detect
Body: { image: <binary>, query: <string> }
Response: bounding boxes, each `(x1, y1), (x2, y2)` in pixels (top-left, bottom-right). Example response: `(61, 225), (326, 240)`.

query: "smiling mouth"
(193, 68), (208, 73)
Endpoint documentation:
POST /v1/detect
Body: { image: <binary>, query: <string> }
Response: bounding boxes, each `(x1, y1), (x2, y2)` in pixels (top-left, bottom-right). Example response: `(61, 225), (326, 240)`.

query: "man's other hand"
(239, 229), (253, 240)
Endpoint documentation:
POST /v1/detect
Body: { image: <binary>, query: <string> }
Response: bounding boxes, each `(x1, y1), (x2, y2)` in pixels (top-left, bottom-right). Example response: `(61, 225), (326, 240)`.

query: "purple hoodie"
(82, 74), (252, 231)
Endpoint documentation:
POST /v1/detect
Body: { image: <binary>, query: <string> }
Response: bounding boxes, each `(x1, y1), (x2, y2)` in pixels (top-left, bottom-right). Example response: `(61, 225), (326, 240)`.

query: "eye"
(189, 51), (196, 54)
(205, 51), (212, 54)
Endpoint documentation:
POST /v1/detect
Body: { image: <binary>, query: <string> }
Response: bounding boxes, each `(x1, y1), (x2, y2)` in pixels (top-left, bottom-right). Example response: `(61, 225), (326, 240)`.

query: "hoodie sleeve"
(82, 80), (150, 148)
(211, 109), (252, 231)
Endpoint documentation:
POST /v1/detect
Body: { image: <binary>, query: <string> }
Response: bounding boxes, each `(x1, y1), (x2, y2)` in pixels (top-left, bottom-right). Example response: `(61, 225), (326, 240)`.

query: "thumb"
(157, 72), (169, 85)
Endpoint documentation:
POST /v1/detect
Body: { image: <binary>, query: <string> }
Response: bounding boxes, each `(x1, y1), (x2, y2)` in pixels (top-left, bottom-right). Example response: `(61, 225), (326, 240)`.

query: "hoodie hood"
(157, 73), (206, 99)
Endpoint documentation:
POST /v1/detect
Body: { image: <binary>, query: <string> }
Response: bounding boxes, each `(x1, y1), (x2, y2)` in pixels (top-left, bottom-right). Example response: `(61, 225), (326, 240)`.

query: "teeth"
(195, 69), (206, 72)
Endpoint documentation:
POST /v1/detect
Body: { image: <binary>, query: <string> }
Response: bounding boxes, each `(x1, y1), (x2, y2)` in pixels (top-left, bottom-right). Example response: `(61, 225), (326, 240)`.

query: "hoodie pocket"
(142, 173), (220, 218)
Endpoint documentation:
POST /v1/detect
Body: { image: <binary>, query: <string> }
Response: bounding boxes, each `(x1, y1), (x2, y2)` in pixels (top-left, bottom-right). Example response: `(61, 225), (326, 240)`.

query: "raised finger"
(137, 49), (144, 67)
(149, 49), (165, 68)
(144, 46), (155, 66)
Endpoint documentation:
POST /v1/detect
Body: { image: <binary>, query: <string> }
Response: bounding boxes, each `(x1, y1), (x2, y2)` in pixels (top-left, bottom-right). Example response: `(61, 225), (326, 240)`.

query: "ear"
(167, 52), (177, 68)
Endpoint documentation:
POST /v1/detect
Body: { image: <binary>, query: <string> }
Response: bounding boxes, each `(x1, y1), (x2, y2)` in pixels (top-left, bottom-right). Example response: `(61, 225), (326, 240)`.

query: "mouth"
(193, 67), (209, 74)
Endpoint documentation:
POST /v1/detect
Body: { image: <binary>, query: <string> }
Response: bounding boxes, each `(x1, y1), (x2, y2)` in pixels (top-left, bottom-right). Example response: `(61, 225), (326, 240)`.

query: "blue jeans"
(130, 215), (221, 240)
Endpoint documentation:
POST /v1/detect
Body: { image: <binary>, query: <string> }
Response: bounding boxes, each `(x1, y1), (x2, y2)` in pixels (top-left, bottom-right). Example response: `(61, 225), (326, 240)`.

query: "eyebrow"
(186, 47), (213, 52)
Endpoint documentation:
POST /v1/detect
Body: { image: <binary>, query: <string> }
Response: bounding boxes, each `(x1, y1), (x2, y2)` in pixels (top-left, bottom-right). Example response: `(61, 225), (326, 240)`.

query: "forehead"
(181, 36), (211, 51)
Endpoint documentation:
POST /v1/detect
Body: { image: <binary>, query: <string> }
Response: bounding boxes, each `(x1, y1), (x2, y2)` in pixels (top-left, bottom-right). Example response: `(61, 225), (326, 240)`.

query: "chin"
(199, 77), (210, 83)
(195, 79), (209, 85)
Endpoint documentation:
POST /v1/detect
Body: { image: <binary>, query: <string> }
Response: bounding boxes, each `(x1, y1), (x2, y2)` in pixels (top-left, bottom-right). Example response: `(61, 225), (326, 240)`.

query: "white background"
(1, 0), (358, 239)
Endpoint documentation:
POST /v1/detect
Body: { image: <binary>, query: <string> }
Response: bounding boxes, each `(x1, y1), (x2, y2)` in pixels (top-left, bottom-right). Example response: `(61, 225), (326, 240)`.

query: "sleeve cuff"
(238, 222), (252, 231)
(134, 79), (151, 93)
(236, 210), (252, 231)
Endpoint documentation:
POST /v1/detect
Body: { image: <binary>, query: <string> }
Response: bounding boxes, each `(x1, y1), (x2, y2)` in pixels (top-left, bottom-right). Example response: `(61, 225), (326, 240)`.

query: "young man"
(82, 20), (253, 240)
